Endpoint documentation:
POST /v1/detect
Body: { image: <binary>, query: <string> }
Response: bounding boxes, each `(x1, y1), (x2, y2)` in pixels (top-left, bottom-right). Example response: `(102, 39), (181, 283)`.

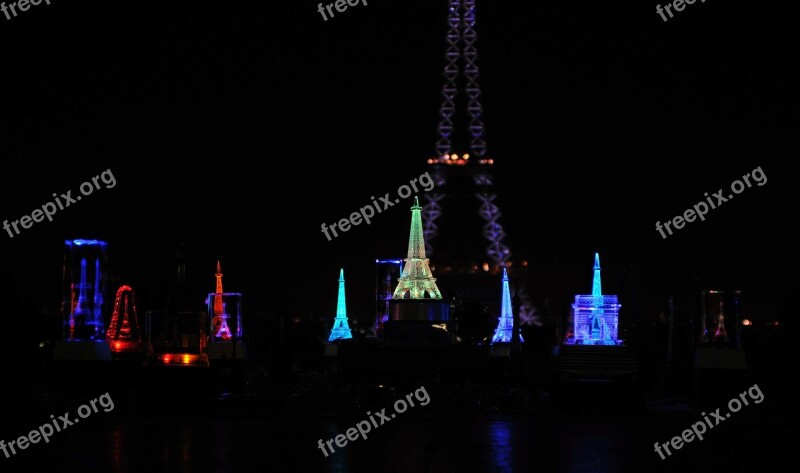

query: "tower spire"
(329, 268), (353, 341)
(393, 198), (442, 299)
(492, 268), (523, 343)
(592, 252), (602, 298)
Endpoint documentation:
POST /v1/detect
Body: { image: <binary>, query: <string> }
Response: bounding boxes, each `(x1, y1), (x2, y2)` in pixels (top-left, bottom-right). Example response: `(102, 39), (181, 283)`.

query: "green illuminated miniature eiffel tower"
(393, 197), (442, 299)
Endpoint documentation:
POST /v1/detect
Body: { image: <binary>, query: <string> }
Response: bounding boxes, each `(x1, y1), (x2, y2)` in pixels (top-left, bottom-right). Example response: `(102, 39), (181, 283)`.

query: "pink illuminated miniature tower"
(206, 261), (246, 361)
(212, 261), (233, 341)
(713, 301), (730, 342)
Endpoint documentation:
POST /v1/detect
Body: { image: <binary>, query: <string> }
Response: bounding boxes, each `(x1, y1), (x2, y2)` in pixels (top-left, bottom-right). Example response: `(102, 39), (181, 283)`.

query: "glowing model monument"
(328, 269), (353, 342)
(713, 301), (729, 343)
(566, 253), (622, 346)
(54, 239), (113, 361)
(491, 268), (523, 344)
(106, 285), (143, 353)
(207, 261), (245, 361)
(386, 198), (450, 346)
(212, 261), (233, 340)
(393, 197), (442, 300)
(70, 257), (106, 340)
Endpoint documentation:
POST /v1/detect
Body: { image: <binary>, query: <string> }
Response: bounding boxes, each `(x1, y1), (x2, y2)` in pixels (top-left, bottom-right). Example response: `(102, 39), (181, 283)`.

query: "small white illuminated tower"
(329, 269), (353, 341)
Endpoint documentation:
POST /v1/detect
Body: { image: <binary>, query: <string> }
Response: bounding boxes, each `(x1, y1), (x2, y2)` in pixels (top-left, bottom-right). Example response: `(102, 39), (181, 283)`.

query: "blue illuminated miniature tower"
(328, 268), (353, 342)
(54, 239), (112, 361)
(567, 253), (622, 346)
(491, 268), (523, 343)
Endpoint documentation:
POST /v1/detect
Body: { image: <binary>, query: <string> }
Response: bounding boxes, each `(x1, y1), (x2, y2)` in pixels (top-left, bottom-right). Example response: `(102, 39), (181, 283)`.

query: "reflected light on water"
(489, 421), (513, 473)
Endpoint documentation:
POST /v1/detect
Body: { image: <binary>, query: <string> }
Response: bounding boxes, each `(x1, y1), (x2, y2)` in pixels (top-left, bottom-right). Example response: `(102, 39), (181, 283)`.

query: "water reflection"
(18, 414), (649, 473)
(111, 424), (126, 473)
(488, 420), (513, 473)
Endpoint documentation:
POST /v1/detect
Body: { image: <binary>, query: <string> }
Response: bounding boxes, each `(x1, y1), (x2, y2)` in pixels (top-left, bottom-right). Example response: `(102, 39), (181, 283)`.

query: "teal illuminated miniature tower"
(393, 197), (442, 300)
(492, 268), (523, 343)
(328, 268), (353, 341)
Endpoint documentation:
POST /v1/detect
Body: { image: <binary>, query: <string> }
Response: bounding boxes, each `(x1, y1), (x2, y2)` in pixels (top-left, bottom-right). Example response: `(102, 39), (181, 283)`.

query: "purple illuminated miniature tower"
(566, 253), (622, 346)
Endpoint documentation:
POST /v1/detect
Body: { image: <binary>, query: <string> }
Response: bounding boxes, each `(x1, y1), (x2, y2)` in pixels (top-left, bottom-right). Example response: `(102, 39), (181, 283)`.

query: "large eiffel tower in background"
(422, 0), (538, 325)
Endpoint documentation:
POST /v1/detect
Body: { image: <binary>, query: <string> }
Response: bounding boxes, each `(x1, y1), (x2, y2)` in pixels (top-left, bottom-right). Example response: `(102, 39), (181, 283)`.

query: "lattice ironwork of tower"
(393, 197), (443, 300)
(422, 0), (537, 324)
(329, 268), (353, 342)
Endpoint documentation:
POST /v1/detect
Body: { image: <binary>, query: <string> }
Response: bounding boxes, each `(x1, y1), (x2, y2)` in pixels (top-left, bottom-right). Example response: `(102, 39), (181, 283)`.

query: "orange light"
(742, 319), (751, 326)
(182, 354), (192, 364)
(482, 263), (489, 272)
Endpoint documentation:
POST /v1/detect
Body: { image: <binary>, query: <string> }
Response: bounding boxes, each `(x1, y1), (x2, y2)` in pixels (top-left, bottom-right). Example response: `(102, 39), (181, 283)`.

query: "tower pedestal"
(389, 299), (450, 322)
(385, 299), (451, 348)
(208, 341), (248, 361)
(53, 340), (112, 361)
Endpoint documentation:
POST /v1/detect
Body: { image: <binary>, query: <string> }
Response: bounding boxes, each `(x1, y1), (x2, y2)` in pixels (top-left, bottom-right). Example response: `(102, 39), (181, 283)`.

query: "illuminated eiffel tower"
(422, 0), (537, 324)
(106, 285), (142, 350)
(393, 197), (442, 300)
(713, 301), (729, 342)
(212, 261), (232, 341)
(329, 268), (353, 341)
(492, 268), (523, 343)
(71, 259), (90, 333)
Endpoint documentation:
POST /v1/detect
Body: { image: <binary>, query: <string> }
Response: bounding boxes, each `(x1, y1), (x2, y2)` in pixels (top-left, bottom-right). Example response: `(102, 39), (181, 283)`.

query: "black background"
(2, 0), (795, 329)
(1, 1), (798, 472)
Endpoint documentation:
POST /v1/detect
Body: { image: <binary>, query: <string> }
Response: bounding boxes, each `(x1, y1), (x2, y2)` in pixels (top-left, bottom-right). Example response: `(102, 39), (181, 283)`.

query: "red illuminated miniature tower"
(106, 285), (143, 353)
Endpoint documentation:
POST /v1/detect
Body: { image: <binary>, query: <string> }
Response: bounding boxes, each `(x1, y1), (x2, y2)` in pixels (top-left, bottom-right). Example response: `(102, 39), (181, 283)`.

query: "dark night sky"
(1, 1), (797, 334)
